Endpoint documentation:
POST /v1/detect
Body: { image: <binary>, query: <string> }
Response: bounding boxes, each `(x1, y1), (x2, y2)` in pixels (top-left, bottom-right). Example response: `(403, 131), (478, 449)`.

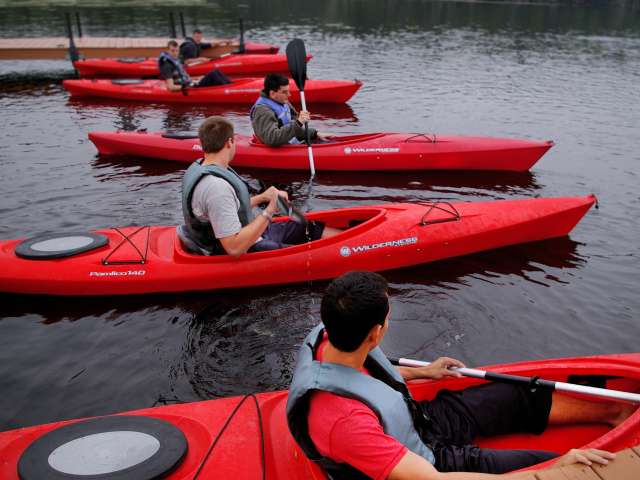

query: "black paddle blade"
(286, 38), (308, 91)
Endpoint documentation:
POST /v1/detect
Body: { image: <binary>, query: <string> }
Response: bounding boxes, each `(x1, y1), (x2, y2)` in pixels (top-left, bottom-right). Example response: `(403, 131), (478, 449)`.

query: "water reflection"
(68, 97), (358, 124)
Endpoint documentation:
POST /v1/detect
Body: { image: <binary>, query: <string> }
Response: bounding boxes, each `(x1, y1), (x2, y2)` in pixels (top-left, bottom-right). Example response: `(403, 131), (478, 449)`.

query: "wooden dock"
(0, 37), (238, 60)
(520, 446), (640, 479)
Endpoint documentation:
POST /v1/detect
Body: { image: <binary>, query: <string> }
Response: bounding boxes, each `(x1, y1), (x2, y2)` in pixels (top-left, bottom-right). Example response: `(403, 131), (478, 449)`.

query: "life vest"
(250, 95), (302, 145)
(286, 324), (435, 479)
(181, 160), (252, 254)
(158, 51), (192, 86)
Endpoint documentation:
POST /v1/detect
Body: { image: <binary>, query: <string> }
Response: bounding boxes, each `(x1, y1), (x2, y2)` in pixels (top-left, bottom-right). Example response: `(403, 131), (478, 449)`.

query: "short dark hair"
(321, 271), (390, 352)
(167, 40), (179, 48)
(263, 73), (289, 95)
(198, 116), (234, 153)
(193, 29), (202, 35)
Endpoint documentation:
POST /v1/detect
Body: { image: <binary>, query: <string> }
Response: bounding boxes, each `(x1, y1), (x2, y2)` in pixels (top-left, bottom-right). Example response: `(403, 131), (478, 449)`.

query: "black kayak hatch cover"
(18, 415), (187, 480)
(15, 232), (108, 260)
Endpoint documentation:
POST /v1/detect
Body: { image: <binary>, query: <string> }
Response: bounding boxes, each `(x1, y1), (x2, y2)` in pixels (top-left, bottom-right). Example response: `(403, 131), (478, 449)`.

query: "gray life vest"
(250, 93), (302, 145)
(286, 324), (435, 479)
(181, 160), (252, 254)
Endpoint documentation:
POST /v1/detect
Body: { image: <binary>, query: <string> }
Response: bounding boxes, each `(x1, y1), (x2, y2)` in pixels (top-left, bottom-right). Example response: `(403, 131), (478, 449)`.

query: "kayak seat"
(111, 79), (146, 85)
(176, 225), (216, 256)
(162, 132), (199, 140)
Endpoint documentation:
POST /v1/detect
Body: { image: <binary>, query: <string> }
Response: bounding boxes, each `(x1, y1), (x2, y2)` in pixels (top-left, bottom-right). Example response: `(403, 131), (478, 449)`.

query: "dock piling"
(179, 12), (186, 38)
(169, 12), (177, 39)
(64, 12), (79, 63)
(75, 12), (83, 38)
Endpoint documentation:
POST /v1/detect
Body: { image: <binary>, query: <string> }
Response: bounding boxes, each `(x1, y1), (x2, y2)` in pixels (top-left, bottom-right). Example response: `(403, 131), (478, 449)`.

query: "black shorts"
(422, 383), (558, 473)
(248, 220), (324, 252)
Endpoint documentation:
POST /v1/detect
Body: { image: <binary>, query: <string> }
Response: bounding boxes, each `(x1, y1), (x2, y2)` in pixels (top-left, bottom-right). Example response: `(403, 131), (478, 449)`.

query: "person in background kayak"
(250, 73), (334, 146)
(159, 40), (232, 93)
(180, 116), (340, 257)
(179, 29), (211, 66)
(287, 271), (634, 479)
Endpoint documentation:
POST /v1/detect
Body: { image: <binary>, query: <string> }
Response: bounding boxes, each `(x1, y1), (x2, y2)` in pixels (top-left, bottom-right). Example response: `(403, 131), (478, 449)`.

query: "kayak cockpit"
(173, 206), (387, 263)
(248, 132), (387, 147)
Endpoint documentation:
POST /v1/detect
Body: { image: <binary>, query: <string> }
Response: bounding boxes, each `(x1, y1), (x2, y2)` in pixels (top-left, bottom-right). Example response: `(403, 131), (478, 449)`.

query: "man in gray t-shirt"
(191, 175), (246, 240)
(181, 116), (340, 257)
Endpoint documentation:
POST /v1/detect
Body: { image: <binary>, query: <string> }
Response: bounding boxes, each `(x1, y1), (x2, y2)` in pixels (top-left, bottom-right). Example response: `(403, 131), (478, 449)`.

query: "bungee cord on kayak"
(192, 394), (266, 480)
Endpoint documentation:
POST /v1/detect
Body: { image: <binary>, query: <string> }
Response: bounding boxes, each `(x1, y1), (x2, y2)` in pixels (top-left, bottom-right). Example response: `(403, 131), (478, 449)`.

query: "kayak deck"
(0, 354), (638, 479)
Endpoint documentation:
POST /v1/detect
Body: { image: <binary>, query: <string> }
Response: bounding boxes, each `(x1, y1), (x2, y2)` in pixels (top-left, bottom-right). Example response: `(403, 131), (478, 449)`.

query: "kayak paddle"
(277, 196), (307, 226)
(390, 357), (640, 404)
(286, 38), (316, 177)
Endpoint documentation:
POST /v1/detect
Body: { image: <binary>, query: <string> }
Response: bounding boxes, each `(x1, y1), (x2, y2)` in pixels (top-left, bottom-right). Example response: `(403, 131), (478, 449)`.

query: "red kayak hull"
(63, 77), (362, 104)
(74, 53), (310, 78)
(0, 354), (638, 479)
(89, 131), (553, 172)
(0, 197), (595, 296)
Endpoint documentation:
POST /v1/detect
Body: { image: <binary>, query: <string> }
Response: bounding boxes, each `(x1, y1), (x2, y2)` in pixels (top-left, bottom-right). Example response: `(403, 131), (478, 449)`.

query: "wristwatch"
(261, 210), (273, 222)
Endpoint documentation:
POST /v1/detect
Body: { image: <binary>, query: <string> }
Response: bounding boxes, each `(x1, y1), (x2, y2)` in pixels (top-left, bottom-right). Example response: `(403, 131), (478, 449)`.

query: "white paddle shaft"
(396, 357), (640, 403)
(299, 90), (316, 177)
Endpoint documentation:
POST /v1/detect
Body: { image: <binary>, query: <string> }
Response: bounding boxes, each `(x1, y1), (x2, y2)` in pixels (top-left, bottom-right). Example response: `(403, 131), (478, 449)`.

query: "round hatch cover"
(15, 233), (108, 260)
(18, 415), (187, 480)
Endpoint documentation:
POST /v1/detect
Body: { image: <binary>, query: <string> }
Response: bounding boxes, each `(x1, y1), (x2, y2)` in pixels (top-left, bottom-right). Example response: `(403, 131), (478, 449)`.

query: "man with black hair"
(250, 73), (334, 146)
(286, 271), (630, 479)
(179, 29), (212, 65)
(159, 40), (231, 93)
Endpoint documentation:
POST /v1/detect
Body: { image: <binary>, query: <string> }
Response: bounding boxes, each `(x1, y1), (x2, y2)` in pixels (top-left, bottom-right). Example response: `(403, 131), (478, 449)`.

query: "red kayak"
(63, 77), (362, 104)
(89, 130), (553, 172)
(0, 196), (594, 296)
(0, 354), (637, 479)
(73, 53), (311, 78)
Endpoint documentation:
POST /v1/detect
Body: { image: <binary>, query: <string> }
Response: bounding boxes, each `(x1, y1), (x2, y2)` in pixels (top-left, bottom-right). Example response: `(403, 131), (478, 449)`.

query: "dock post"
(179, 12), (186, 38)
(169, 12), (177, 38)
(75, 12), (83, 38)
(238, 18), (245, 53)
(65, 12), (80, 64)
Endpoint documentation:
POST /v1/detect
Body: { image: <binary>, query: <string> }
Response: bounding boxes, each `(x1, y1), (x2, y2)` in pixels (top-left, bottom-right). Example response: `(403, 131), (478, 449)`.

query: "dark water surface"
(1, 1), (639, 431)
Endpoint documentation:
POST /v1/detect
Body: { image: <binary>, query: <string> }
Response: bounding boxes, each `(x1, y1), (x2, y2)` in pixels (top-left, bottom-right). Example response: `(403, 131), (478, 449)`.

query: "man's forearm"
(220, 214), (270, 257)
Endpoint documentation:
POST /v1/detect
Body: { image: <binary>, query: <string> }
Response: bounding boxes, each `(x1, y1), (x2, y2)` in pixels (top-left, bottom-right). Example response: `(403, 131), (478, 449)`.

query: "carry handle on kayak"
(389, 357), (640, 404)
(286, 38), (316, 177)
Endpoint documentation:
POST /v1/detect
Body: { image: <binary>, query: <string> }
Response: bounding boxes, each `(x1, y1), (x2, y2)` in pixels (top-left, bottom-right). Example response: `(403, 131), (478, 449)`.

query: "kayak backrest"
(116, 58), (147, 63)
(111, 79), (146, 85)
(162, 132), (199, 140)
